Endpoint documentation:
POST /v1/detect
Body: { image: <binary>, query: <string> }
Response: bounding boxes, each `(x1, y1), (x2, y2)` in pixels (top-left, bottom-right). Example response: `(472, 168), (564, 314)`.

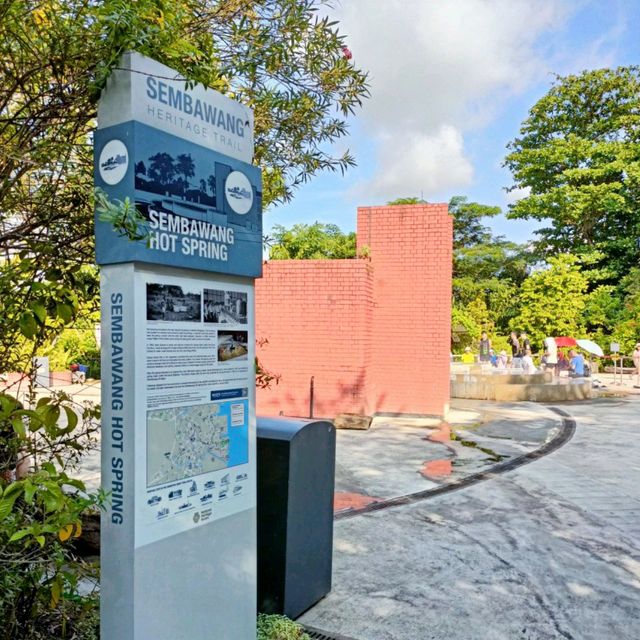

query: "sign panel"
(137, 270), (254, 547)
(100, 264), (257, 638)
(97, 53), (259, 639)
(98, 52), (254, 163)
(95, 121), (262, 277)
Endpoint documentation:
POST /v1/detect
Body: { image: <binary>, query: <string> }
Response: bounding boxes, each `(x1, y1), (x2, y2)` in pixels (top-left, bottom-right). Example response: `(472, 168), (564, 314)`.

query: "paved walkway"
(27, 382), (640, 638)
(300, 397), (640, 640)
(333, 403), (561, 514)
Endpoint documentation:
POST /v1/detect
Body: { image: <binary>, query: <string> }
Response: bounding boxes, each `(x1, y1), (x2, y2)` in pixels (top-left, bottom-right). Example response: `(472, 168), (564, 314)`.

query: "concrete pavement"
(37, 381), (640, 638)
(300, 397), (640, 640)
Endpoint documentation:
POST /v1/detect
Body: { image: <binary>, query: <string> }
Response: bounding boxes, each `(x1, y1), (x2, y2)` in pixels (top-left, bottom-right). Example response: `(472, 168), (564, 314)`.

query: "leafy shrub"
(257, 613), (311, 640)
(45, 325), (100, 378)
(0, 391), (103, 640)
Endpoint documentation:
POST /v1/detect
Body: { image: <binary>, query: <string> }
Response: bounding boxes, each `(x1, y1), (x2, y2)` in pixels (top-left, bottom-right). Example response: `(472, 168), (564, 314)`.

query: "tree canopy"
(268, 222), (356, 259)
(504, 66), (640, 282)
(386, 197), (425, 205)
(449, 195), (501, 249)
(512, 254), (589, 347)
(0, 0), (369, 373)
(448, 196), (532, 339)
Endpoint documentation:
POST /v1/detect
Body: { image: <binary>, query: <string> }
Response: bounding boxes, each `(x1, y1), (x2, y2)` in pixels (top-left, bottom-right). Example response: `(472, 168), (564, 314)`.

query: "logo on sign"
(99, 139), (128, 185)
(225, 171), (253, 215)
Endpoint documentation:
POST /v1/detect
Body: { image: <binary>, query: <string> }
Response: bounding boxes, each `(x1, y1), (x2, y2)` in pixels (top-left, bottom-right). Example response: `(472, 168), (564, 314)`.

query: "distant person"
(558, 351), (570, 374)
(520, 332), (531, 355)
(478, 331), (492, 363)
(497, 350), (508, 369)
(489, 349), (498, 367)
(507, 331), (521, 368)
(633, 343), (640, 372)
(461, 347), (475, 364)
(633, 343), (640, 386)
(522, 348), (535, 374)
(568, 349), (585, 378)
(543, 337), (558, 377)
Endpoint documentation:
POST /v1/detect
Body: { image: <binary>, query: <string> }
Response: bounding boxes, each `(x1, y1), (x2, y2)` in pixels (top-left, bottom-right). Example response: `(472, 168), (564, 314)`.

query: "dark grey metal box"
(257, 418), (336, 619)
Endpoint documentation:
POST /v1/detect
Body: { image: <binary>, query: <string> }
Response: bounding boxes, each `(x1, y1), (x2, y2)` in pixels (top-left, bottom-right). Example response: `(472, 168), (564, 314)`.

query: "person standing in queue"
(478, 331), (492, 363)
(507, 331), (521, 369)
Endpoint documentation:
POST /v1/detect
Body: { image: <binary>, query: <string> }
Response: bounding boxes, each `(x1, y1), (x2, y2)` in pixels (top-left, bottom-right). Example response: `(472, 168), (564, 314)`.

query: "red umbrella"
(554, 336), (577, 347)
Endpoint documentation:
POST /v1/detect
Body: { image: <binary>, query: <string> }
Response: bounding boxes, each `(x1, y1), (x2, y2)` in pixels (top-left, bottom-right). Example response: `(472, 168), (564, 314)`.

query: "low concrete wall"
(451, 371), (552, 386)
(451, 371), (592, 402)
(493, 380), (592, 402)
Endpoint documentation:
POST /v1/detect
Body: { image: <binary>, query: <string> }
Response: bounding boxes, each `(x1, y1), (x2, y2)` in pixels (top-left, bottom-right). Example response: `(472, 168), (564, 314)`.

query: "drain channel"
(304, 625), (360, 640)
(335, 406), (576, 520)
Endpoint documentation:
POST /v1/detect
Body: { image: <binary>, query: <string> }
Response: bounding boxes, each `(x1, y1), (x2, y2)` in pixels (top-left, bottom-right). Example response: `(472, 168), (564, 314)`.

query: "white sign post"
(610, 343), (620, 385)
(96, 53), (261, 639)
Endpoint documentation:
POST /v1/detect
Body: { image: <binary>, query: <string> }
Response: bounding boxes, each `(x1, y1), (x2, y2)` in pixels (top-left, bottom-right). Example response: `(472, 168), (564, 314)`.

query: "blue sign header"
(95, 121), (262, 277)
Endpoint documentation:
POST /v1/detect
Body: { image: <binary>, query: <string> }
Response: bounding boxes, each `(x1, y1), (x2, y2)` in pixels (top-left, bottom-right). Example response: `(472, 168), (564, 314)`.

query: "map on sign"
(147, 402), (231, 487)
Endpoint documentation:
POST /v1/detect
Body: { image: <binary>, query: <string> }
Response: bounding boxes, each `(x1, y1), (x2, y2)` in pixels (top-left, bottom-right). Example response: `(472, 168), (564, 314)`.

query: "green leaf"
(37, 404), (60, 432)
(30, 301), (47, 324)
(0, 495), (19, 521)
(9, 528), (33, 542)
(19, 312), (37, 339)
(41, 462), (56, 475)
(64, 478), (86, 491)
(24, 481), (37, 505)
(62, 405), (78, 432)
(0, 394), (18, 419)
(56, 303), (73, 324)
(50, 579), (62, 607)
(2, 482), (23, 500)
(11, 417), (26, 439)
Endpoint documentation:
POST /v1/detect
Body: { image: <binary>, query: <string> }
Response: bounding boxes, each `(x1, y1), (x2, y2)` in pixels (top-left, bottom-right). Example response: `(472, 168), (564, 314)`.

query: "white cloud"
(365, 126), (474, 200)
(504, 185), (532, 205)
(331, 0), (572, 198)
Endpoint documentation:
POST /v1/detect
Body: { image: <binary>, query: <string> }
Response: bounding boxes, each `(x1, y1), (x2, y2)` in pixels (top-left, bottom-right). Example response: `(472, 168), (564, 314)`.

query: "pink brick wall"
(256, 203), (452, 418)
(357, 204), (452, 415)
(255, 260), (373, 417)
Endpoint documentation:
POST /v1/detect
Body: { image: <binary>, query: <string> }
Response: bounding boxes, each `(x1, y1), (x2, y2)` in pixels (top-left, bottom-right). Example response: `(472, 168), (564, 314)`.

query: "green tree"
(268, 222), (356, 259)
(386, 197), (424, 205)
(609, 266), (640, 353)
(0, 0), (369, 373)
(449, 196), (532, 334)
(451, 306), (480, 352)
(449, 196), (501, 249)
(504, 66), (640, 281)
(512, 254), (590, 348)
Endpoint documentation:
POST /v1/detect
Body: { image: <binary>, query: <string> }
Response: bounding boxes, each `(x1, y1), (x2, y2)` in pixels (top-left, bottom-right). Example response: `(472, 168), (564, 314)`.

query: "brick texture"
(256, 203), (452, 418)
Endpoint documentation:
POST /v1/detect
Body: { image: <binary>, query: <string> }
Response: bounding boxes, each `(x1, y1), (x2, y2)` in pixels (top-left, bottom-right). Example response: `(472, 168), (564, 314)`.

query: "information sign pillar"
(96, 52), (261, 639)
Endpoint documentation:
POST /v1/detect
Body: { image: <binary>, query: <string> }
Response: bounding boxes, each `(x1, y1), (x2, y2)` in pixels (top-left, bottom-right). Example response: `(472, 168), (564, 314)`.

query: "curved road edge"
(335, 406), (577, 521)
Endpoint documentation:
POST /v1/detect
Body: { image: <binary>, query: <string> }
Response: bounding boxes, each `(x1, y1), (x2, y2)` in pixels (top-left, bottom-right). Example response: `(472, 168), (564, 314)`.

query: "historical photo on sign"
(135, 151), (217, 210)
(217, 330), (248, 362)
(203, 288), (248, 324)
(146, 283), (201, 322)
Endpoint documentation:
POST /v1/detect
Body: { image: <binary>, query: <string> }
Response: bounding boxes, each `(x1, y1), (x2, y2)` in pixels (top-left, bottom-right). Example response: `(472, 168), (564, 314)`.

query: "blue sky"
(265, 0), (640, 245)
